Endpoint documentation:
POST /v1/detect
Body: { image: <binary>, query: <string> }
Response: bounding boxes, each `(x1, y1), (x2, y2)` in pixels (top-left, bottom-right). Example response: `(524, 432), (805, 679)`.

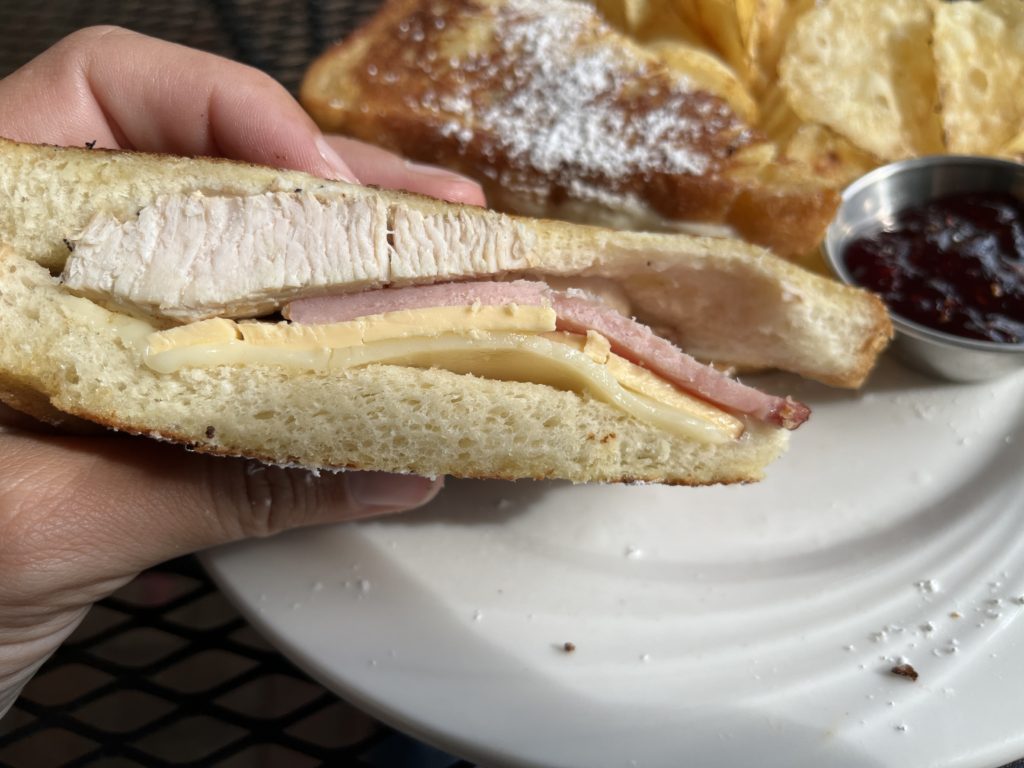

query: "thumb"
(204, 460), (443, 546)
(1, 432), (442, 593)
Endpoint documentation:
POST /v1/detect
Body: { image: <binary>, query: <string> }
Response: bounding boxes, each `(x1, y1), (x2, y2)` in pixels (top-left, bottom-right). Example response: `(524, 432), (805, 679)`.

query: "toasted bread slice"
(300, 0), (839, 261)
(0, 139), (891, 388)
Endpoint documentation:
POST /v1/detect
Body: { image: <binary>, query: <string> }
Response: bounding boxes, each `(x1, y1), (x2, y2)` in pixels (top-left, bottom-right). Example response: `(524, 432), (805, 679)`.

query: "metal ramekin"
(822, 155), (1024, 382)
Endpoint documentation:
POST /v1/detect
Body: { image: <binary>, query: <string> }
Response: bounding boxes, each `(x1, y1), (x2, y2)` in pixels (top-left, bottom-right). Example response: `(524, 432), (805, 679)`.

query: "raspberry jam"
(842, 191), (1024, 344)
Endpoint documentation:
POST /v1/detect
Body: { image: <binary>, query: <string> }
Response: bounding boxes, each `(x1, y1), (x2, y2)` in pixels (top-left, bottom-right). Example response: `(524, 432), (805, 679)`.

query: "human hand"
(0, 26), (486, 717)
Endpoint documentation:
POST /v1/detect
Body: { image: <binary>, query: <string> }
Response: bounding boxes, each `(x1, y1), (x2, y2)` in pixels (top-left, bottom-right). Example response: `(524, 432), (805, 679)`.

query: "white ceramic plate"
(204, 358), (1024, 768)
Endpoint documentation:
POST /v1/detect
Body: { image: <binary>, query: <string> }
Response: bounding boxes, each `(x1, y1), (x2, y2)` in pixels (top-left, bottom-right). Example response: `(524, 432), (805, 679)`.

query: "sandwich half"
(0, 139), (891, 484)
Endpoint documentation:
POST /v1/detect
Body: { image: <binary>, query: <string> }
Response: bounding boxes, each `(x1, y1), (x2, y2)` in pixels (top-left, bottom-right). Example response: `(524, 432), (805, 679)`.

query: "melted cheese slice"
(142, 307), (744, 444)
(239, 305), (557, 347)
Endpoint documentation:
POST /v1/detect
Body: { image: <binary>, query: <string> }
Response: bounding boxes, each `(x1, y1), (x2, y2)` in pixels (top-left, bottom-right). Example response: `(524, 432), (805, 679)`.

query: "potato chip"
(591, 0), (704, 45)
(741, 0), (815, 95)
(646, 40), (758, 122)
(666, 0), (703, 35)
(589, 0), (631, 30)
(658, 1), (752, 82)
(734, 0), (755, 46)
(934, 0), (1024, 155)
(692, 0), (748, 74)
(782, 124), (880, 189)
(753, 78), (876, 190)
(733, 0), (762, 87)
(635, 2), (705, 45)
(757, 80), (804, 145)
(621, 0), (660, 32)
(779, 0), (943, 161)
(999, 132), (1024, 162)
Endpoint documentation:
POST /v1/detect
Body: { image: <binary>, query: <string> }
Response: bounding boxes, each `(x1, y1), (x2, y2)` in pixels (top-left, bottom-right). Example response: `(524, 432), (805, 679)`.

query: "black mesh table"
(0, 0), (383, 96)
(0, 558), (475, 767)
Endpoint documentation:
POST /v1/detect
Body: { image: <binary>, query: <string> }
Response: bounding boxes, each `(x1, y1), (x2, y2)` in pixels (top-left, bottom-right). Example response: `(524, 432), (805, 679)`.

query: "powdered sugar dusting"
(474, 0), (717, 181)
(367, 0), (752, 208)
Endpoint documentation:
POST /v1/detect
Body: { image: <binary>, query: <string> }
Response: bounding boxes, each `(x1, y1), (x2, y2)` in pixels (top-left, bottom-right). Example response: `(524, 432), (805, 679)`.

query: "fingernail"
(315, 135), (359, 183)
(403, 160), (486, 206)
(403, 159), (464, 178)
(347, 472), (444, 514)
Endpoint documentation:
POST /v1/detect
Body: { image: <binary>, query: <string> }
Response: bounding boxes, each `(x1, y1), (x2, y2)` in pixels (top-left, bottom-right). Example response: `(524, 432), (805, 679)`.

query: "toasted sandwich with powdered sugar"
(300, 0), (840, 264)
(0, 139), (890, 484)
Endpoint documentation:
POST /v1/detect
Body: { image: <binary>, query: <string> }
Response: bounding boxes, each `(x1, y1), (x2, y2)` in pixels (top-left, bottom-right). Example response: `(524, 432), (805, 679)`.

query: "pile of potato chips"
(589, 0), (1024, 188)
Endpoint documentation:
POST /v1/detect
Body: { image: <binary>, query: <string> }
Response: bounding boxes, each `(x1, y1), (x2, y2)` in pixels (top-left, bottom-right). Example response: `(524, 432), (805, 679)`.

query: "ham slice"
(282, 280), (549, 323)
(284, 280), (810, 429)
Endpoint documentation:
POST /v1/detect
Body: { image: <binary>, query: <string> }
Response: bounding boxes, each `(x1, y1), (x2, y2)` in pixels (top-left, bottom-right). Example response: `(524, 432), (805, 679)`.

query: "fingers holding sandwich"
(0, 26), (485, 203)
(0, 25), (476, 719)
